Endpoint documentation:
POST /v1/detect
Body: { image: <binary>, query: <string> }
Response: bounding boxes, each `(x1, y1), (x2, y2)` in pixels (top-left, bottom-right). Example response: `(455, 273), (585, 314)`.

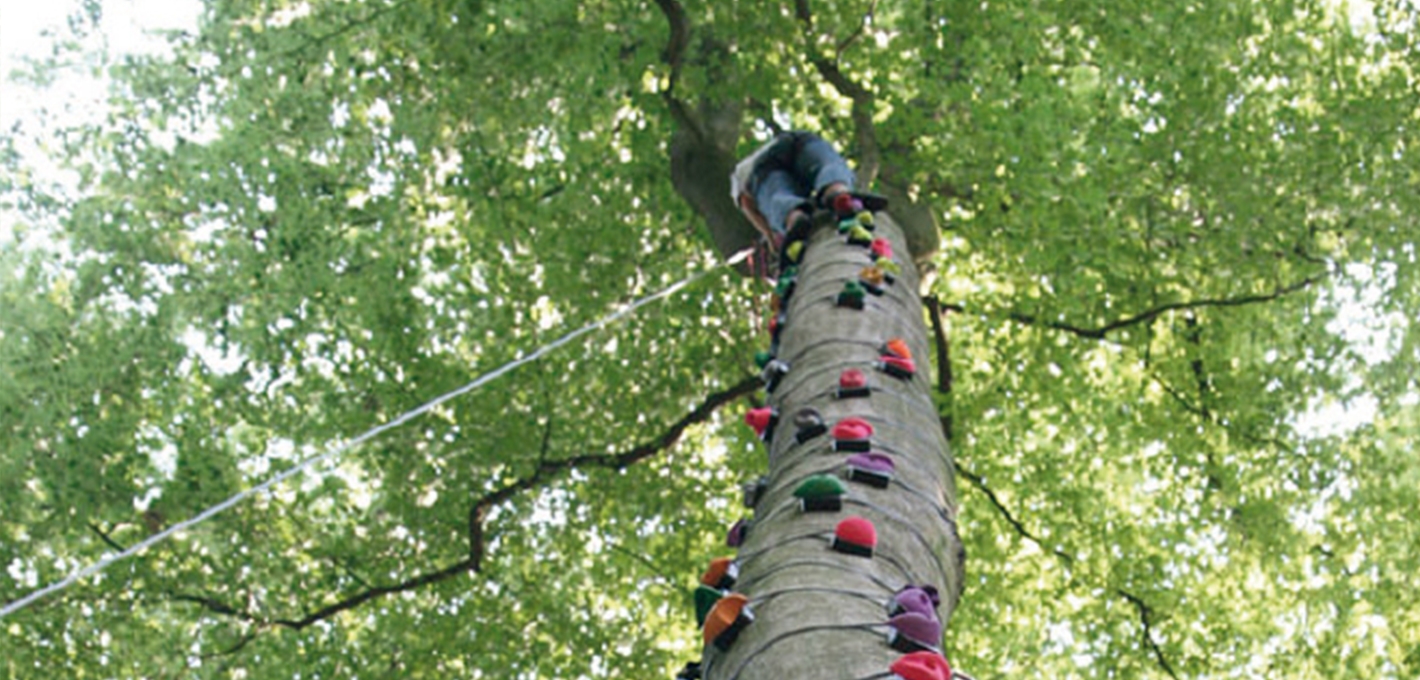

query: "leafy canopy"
(1, 0), (1417, 677)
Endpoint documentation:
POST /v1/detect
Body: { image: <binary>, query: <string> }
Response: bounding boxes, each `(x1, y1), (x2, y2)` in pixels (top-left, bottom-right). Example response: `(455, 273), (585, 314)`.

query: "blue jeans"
(749, 132), (856, 236)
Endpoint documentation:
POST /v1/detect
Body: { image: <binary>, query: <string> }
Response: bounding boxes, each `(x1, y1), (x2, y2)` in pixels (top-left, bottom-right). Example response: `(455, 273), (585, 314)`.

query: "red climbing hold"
(745, 406), (778, 440)
(832, 417), (874, 440)
(889, 651), (953, 680)
(879, 355), (917, 380)
(831, 516), (877, 557)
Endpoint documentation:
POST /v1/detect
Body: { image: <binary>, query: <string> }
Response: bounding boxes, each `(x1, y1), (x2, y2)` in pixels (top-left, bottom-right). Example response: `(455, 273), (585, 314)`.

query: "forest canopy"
(1, 0), (1417, 678)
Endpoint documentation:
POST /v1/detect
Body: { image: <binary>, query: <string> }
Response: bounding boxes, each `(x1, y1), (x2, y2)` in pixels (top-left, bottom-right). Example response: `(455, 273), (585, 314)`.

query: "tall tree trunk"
(701, 213), (965, 679)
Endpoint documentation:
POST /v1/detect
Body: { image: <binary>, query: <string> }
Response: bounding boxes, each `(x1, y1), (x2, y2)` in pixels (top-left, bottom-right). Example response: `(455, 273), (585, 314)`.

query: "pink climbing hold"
(871, 237), (894, 261)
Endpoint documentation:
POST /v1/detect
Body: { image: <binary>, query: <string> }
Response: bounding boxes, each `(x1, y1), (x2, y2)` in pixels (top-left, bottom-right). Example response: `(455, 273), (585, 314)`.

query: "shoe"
(818, 189), (889, 217)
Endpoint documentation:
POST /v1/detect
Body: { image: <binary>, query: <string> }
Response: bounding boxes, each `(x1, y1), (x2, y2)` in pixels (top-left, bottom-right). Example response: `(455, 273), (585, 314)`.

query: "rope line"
(0, 249), (750, 620)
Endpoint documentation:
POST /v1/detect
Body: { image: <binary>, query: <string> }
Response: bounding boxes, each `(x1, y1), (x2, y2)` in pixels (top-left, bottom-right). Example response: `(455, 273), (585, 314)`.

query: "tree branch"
(955, 462), (1074, 564)
(938, 275), (1323, 340)
(175, 375), (762, 632)
(652, 0), (703, 139)
(925, 297), (954, 395)
(792, 0), (881, 184)
(89, 522), (128, 552)
(926, 297), (954, 442)
(1117, 588), (1180, 680)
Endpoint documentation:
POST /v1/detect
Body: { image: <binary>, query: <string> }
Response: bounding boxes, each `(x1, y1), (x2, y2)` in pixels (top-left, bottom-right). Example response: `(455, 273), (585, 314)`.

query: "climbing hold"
(741, 476), (767, 508)
(847, 224), (874, 246)
(877, 258), (902, 283)
(794, 474), (847, 512)
(831, 515), (877, 557)
(700, 557), (739, 591)
(836, 281), (867, 310)
(754, 350), (774, 369)
(745, 406), (778, 442)
(884, 338), (912, 360)
(703, 593), (754, 651)
(888, 651), (953, 680)
(857, 210), (875, 228)
(785, 240), (805, 264)
(889, 585), (942, 619)
(879, 355), (916, 380)
(793, 407), (828, 444)
(860, 266), (886, 285)
(870, 238), (895, 261)
(845, 452), (895, 488)
(837, 218), (858, 234)
(887, 612), (944, 654)
(768, 313), (787, 342)
(831, 417), (874, 452)
(859, 270), (885, 296)
(836, 369), (870, 399)
(775, 270), (797, 300)
(694, 584), (723, 627)
(726, 518), (749, 547)
(762, 358), (791, 393)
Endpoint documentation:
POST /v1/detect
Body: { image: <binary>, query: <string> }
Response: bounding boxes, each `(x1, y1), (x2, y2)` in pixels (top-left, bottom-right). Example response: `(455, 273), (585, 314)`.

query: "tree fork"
(702, 213), (965, 679)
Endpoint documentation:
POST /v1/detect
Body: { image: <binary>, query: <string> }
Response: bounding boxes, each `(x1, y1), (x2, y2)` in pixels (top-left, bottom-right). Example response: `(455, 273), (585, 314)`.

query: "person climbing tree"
(730, 131), (887, 277)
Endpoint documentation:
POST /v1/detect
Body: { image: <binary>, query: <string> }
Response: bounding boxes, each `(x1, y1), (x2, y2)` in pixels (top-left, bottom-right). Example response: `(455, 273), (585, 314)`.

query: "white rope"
(0, 248), (751, 620)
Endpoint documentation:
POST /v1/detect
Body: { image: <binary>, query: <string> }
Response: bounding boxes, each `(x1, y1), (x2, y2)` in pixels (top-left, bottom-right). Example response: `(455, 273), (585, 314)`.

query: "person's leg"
(789, 133), (855, 198)
(752, 167), (809, 238)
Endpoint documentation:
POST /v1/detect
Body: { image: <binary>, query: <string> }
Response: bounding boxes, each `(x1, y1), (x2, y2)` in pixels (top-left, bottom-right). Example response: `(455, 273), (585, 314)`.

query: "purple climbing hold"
(887, 611), (943, 654)
(845, 452), (895, 488)
(889, 585), (941, 619)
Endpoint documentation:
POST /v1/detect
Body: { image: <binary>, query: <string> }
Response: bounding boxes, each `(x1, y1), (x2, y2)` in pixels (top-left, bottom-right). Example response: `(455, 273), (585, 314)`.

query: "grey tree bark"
(700, 213), (965, 679)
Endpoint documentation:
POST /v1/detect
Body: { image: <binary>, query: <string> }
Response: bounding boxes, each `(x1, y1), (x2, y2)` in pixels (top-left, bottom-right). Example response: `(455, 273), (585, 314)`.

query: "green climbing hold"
(695, 584), (724, 627)
(848, 225), (874, 246)
(795, 474), (847, 512)
(837, 281), (867, 310)
(754, 350), (774, 369)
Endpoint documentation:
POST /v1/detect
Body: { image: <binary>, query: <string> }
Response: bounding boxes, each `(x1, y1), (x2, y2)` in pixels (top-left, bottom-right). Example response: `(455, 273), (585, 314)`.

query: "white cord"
(0, 249), (750, 620)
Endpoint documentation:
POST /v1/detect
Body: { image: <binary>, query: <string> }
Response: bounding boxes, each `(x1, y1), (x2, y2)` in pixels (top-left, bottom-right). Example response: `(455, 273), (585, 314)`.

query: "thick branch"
(652, 0), (702, 138)
(1117, 589), (1181, 680)
(926, 297), (954, 442)
(925, 297), (954, 395)
(175, 375), (761, 631)
(792, 0), (880, 184)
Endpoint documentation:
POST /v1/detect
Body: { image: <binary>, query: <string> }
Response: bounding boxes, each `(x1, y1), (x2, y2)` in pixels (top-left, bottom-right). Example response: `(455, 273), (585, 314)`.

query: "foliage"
(1, 0), (1417, 677)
